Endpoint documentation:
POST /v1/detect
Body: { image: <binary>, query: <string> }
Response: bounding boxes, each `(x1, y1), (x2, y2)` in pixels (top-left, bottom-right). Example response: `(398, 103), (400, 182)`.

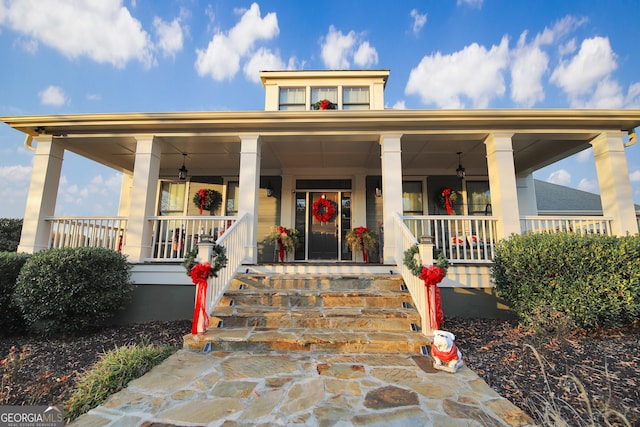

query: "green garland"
(403, 244), (423, 277)
(403, 244), (450, 278)
(181, 244), (228, 278)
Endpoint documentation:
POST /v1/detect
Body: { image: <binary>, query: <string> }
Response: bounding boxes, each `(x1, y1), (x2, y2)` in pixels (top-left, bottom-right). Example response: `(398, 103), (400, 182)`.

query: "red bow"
(190, 263), (212, 335)
(420, 265), (445, 330)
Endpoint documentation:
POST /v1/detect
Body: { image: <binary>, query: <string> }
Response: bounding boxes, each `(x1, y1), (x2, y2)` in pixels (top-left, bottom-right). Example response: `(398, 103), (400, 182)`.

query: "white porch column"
(238, 134), (261, 263)
(17, 136), (63, 253)
(122, 136), (161, 262)
(118, 172), (133, 217)
(591, 132), (639, 235)
(516, 173), (538, 217)
(485, 132), (521, 238)
(380, 133), (403, 264)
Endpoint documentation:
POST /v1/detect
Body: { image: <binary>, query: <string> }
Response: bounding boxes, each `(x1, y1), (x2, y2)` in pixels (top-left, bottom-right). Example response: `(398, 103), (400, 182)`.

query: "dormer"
(260, 69), (389, 111)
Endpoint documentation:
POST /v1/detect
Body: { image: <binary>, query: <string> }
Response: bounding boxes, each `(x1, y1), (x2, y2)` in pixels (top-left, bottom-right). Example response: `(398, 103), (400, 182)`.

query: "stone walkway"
(71, 349), (535, 427)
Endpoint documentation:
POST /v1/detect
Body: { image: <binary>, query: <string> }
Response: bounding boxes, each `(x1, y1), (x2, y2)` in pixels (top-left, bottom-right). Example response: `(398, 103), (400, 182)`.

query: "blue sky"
(1, 0), (639, 218)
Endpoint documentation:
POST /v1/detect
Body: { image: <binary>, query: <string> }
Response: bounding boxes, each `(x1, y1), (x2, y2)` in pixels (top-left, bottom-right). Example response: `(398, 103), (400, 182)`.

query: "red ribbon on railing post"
(190, 262), (212, 335)
(278, 238), (285, 262)
(442, 188), (453, 215)
(420, 265), (445, 330)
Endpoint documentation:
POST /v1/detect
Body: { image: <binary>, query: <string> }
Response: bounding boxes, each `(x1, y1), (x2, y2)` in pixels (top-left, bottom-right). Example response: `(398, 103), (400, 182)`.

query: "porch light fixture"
(375, 179), (382, 198)
(178, 153), (188, 181)
(266, 180), (274, 197)
(455, 152), (466, 180)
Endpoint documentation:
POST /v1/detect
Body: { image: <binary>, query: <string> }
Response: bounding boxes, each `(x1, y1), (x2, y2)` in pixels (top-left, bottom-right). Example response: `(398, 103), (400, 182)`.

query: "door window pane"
(226, 182), (239, 215)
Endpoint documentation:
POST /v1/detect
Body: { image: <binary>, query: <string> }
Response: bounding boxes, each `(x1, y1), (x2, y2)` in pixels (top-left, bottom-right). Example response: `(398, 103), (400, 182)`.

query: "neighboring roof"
(534, 179), (640, 213)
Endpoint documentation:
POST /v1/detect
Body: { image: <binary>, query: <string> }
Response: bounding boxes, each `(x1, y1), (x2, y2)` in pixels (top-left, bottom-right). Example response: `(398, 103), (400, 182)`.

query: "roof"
(534, 179), (640, 213)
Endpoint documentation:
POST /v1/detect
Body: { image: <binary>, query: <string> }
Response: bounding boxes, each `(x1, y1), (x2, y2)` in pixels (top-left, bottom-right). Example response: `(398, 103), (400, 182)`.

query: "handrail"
(521, 215), (613, 235)
(147, 216), (237, 261)
(402, 215), (498, 263)
(45, 216), (128, 251)
(205, 213), (250, 313)
(393, 213), (432, 336)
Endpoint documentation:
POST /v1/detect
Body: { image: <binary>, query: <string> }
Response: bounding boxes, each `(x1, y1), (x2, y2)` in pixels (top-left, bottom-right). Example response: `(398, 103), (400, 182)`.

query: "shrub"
(0, 218), (23, 252)
(492, 233), (640, 330)
(0, 252), (31, 335)
(14, 247), (133, 335)
(64, 342), (176, 421)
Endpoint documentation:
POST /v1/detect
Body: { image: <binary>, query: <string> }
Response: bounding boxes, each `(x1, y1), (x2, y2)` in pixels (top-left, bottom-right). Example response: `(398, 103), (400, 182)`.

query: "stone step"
(218, 290), (412, 309)
(230, 274), (405, 292)
(209, 306), (421, 331)
(184, 328), (430, 355)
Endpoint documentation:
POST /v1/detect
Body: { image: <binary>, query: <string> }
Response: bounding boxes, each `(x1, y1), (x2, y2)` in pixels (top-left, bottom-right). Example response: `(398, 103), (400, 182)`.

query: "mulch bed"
(2, 318), (639, 426)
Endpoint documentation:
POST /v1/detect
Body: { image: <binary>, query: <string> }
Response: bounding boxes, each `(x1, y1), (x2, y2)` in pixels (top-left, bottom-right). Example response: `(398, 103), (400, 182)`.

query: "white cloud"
(321, 26), (356, 69)
(410, 9), (427, 35)
(39, 85), (67, 106)
(457, 0), (483, 8)
(575, 148), (592, 163)
(577, 178), (599, 193)
(195, 2), (279, 81)
(353, 41), (378, 67)
(0, 0), (155, 68)
(243, 47), (286, 83)
(153, 16), (184, 58)
(510, 31), (548, 107)
(56, 172), (122, 216)
(0, 164), (32, 218)
(391, 100), (406, 109)
(546, 169), (572, 186)
(630, 170), (640, 182)
(405, 36), (509, 108)
(320, 26), (378, 69)
(551, 36), (617, 98)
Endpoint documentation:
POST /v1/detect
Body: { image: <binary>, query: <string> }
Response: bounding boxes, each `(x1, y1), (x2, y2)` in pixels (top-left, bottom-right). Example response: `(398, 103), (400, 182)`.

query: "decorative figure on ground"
(431, 329), (464, 373)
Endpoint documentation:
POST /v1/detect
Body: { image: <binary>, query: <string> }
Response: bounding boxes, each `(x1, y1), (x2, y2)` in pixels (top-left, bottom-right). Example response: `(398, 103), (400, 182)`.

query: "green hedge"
(14, 247), (133, 335)
(492, 233), (640, 329)
(0, 218), (23, 252)
(0, 252), (31, 335)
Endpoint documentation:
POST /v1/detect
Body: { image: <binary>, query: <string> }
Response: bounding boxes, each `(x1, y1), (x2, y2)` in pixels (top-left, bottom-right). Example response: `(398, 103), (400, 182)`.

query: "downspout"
(625, 129), (637, 147)
(24, 134), (36, 151)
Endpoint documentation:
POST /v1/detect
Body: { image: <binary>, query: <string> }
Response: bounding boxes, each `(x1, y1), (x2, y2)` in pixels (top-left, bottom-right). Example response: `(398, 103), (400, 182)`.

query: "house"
(2, 69), (639, 329)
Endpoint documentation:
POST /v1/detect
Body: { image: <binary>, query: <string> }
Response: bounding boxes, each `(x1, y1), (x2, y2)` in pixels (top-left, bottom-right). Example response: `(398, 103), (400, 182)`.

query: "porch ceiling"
(4, 109), (637, 177)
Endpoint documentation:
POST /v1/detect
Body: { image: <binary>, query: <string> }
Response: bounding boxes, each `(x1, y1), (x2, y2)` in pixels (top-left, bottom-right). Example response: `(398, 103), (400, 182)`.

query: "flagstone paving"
(71, 349), (535, 426)
(70, 272), (535, 426)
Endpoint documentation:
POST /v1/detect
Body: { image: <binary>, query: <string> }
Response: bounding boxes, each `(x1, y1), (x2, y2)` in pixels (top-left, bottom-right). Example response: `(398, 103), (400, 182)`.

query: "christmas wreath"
(312, 197), (336, 223)
(193, 188), (222, 215)
(438, 187), (458, 215)
(182, 244), (228, 279)
(313, 99), (337, 110)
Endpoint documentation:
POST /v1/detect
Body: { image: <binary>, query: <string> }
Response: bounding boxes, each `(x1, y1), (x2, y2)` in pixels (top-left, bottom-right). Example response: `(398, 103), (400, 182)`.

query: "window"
(402, 181), (423, 216)
(466, 181), (491, 215)
(343, 87), (370, 110)
(159, 182), (186, 216)
(279, 88), (305, 110)
(311, 87), (337, 108)
(226, 182), (239, 215)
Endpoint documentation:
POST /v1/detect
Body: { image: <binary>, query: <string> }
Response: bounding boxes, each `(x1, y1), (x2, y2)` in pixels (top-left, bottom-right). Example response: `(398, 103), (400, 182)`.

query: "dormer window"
(311, 87), (337, 110)
(343, 87), (370, 110)
(279, 87), (305, 110)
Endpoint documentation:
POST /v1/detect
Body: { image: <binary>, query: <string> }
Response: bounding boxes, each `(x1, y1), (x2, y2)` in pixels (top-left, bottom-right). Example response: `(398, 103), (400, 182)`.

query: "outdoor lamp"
(178, 153), (188, 181)
(456, 152), (465, 180)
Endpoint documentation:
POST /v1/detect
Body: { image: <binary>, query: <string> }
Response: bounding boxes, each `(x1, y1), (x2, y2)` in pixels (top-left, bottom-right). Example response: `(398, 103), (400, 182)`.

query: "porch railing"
(521, 216), (613, 235)
(402, 215), (498, 263)
(206, 213), (250, 312)
(393, 213), (431, 335)
(46, 217), (128, 251)
(148, 216), (237, 261)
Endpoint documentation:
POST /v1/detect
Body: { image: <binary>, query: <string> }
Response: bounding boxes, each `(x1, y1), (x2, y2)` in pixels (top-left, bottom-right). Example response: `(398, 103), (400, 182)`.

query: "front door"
(294, 190), (352, 261)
